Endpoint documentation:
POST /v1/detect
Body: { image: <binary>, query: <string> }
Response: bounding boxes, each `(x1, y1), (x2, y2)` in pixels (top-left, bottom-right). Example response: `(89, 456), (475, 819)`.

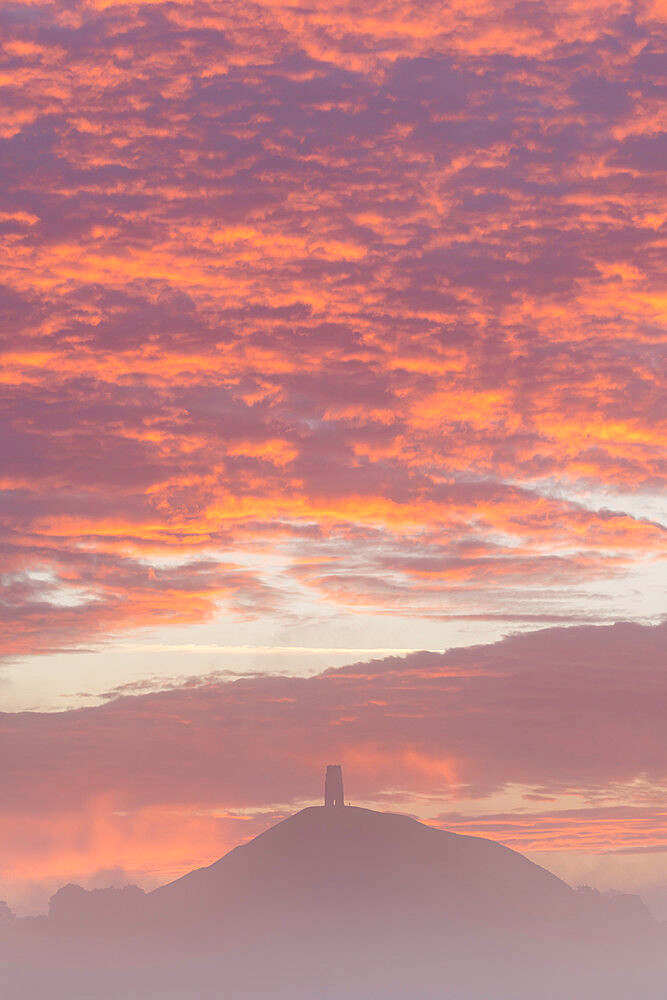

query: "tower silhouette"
(324, 764), (344, 806)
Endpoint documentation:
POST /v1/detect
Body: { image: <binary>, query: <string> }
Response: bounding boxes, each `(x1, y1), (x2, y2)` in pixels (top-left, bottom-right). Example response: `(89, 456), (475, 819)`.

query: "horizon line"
(116, 644), (439, 656)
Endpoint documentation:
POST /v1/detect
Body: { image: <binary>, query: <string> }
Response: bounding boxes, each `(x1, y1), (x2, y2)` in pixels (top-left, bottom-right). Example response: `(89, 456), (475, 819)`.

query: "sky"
(1, 0), (665, 916)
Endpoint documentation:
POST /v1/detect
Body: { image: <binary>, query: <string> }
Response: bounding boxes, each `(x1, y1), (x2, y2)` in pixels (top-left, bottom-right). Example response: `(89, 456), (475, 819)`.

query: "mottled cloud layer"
(1, 0), (665, 655)
(2, 622), (667, 911)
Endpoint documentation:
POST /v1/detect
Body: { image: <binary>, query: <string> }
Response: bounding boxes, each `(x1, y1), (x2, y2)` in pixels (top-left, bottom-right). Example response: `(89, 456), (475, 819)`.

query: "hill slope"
(150, 805), (578, 929)
(5, 806), (662, 1000)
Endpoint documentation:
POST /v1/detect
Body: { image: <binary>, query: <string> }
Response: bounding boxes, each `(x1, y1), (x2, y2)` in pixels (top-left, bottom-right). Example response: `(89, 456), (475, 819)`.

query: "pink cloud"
(434, 805), (667, 854)
(0, 546), (279, 658)
(2, 621), (666, 911)
(0, 0), (663, 657)
(0, 0), (665, 927)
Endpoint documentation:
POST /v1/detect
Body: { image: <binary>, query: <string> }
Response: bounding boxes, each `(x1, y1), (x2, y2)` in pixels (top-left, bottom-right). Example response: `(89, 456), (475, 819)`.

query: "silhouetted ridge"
(4, 806), (661, 1000)
(148, 806), (578, 931)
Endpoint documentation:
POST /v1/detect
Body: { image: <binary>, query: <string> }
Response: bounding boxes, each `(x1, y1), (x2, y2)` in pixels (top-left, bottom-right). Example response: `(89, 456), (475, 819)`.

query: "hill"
(3, 806), (662, 999)
(150, 805), (578, 928)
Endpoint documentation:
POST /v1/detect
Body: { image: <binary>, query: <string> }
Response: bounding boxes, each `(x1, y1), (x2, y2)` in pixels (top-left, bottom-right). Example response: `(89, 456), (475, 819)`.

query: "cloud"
(0, 0), (663, 656)
(2, 621), (667, 911)
(436, 805), (667, 854)
(0, 545), (279, 658)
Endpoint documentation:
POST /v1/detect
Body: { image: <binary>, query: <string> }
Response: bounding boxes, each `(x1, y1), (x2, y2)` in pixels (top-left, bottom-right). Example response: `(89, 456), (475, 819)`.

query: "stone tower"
(324, 764), (344, 806)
